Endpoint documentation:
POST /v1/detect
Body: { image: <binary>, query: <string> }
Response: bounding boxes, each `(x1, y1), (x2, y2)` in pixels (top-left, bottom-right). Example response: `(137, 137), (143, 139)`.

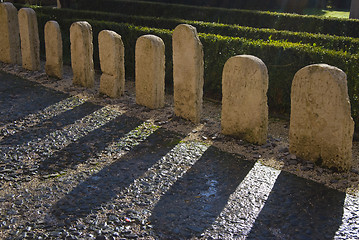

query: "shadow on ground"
(0, 102), (102, 146)
(0, 71), (349, 239)
(0, 71), (68, 125)
(38, 114), (143, 175)
(149, 146), (254, 239)
(247, 171), (345, 239)
(50, 128), (183, 222)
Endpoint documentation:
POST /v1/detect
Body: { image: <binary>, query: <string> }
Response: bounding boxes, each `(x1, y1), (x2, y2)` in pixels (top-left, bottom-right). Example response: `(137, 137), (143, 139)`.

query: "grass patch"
(303, 8), (350, 19)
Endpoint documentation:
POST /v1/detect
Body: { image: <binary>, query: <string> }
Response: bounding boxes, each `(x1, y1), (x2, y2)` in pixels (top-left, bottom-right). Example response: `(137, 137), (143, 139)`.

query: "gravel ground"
(0, 62), (358, 239)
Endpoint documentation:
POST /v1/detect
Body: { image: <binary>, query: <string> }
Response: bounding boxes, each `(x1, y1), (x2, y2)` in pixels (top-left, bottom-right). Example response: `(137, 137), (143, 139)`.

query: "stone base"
(100, 74), (123, 98)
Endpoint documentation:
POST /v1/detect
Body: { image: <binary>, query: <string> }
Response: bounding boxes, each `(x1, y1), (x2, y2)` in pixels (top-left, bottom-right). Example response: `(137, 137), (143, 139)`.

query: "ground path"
(0, 65), (358, 239)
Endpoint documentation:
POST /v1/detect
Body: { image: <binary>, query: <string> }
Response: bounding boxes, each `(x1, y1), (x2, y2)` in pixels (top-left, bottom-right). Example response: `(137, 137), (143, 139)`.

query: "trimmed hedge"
(35, 14), (359, 130)
(138, 0), (325, 11)
(23, 5), (359, 54)
(74, 0), (359, 38)
(127, 0), (280, 10)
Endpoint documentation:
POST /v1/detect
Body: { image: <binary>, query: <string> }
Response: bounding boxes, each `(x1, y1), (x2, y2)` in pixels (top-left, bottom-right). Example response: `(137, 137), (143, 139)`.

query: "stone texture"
(221, 55), (268, 145)
(173, 24), (204, 123)
(135, 34), (165, 109)
(0, 2), (21, 64)
(350, 0), (359, 19)
(45, 20), (63, 79)
(70, 21), (94, 88)
(18, 8), (40, 71)
(98, 30), (125, 98)
(289, 64), (354, 171)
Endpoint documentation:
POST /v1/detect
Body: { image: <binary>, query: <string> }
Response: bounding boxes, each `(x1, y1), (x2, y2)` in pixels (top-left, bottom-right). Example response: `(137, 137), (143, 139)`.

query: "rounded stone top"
(294, 64), (347, 89)
(297, 63), (345, 75)
(18, 7), (36, 16)
(70, 21), (92, 30)
(45, 20), (60, 30)
(99, 30), (120, 38)
(139, 34), (162, 41)
(173, 24), (199, 39)
(137, 34), (164, 46)
(0, 2), (17, 11)
(227, 55), (267, 70)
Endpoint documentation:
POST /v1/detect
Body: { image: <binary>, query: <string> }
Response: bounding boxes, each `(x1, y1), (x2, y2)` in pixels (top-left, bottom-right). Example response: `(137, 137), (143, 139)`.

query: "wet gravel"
(0, 68), (358, 239)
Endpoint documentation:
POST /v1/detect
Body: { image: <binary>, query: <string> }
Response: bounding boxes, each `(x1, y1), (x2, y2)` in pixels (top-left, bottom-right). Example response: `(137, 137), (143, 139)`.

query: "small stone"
(50, 231), (62, 237)
(330, 179), (339, 183)
(301, 166), (310, 171)
(76, 224), (86, 230)
(96, 234), (107, 240)
(108, 215), (119, 223)
(278, 147), (289, 153)
(124, 233), (138, 239)
(289, 160), (298, 165)
(261, 143), (271, 148)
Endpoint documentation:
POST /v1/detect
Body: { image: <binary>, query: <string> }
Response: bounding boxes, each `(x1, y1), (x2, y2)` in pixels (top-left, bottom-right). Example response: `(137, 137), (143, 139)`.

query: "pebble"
(289, 160), (298, 165)
(124, 233), (138, 239)
(278, 147), (289, 153)
(261, 143), (272, 148)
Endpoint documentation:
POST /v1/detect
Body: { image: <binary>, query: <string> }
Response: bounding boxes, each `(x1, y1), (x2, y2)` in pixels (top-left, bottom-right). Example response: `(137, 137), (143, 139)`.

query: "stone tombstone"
(0, 2), (21, 64)
(135, 34), (165, 109)
(45, 20), (63, 79)
(98, 30), (125, 98)
(18, 8), (40, 71)
(173, 24), (204, 123)
(70, 21), (94, 88)
(350, 0), (359, 19)
(289, 64), (354, 171)
(221, 55), (268, 145)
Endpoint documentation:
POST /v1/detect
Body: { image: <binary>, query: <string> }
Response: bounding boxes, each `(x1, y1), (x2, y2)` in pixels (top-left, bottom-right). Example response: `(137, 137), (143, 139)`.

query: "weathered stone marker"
(70, 21), (94, 88)
(350, 0), (359, 19)
(173, 24), (204, 123)
(98, 30), (125, 98)
(135, 34), (165, 109)
(289, 64), (354, 171)
(0, 2), (21, 64)
(45, 20), (63, 79)
(18, 8), (40, 71)
(221, 55), (268, 145)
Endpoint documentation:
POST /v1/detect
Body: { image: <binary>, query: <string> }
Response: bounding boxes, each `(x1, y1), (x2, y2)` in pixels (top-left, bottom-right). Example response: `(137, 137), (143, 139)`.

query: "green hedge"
(26, 5), (359, 54)
(122, 0), (280, 10)
(74, 0), (359, 38)
(35, 15), (359, 130)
